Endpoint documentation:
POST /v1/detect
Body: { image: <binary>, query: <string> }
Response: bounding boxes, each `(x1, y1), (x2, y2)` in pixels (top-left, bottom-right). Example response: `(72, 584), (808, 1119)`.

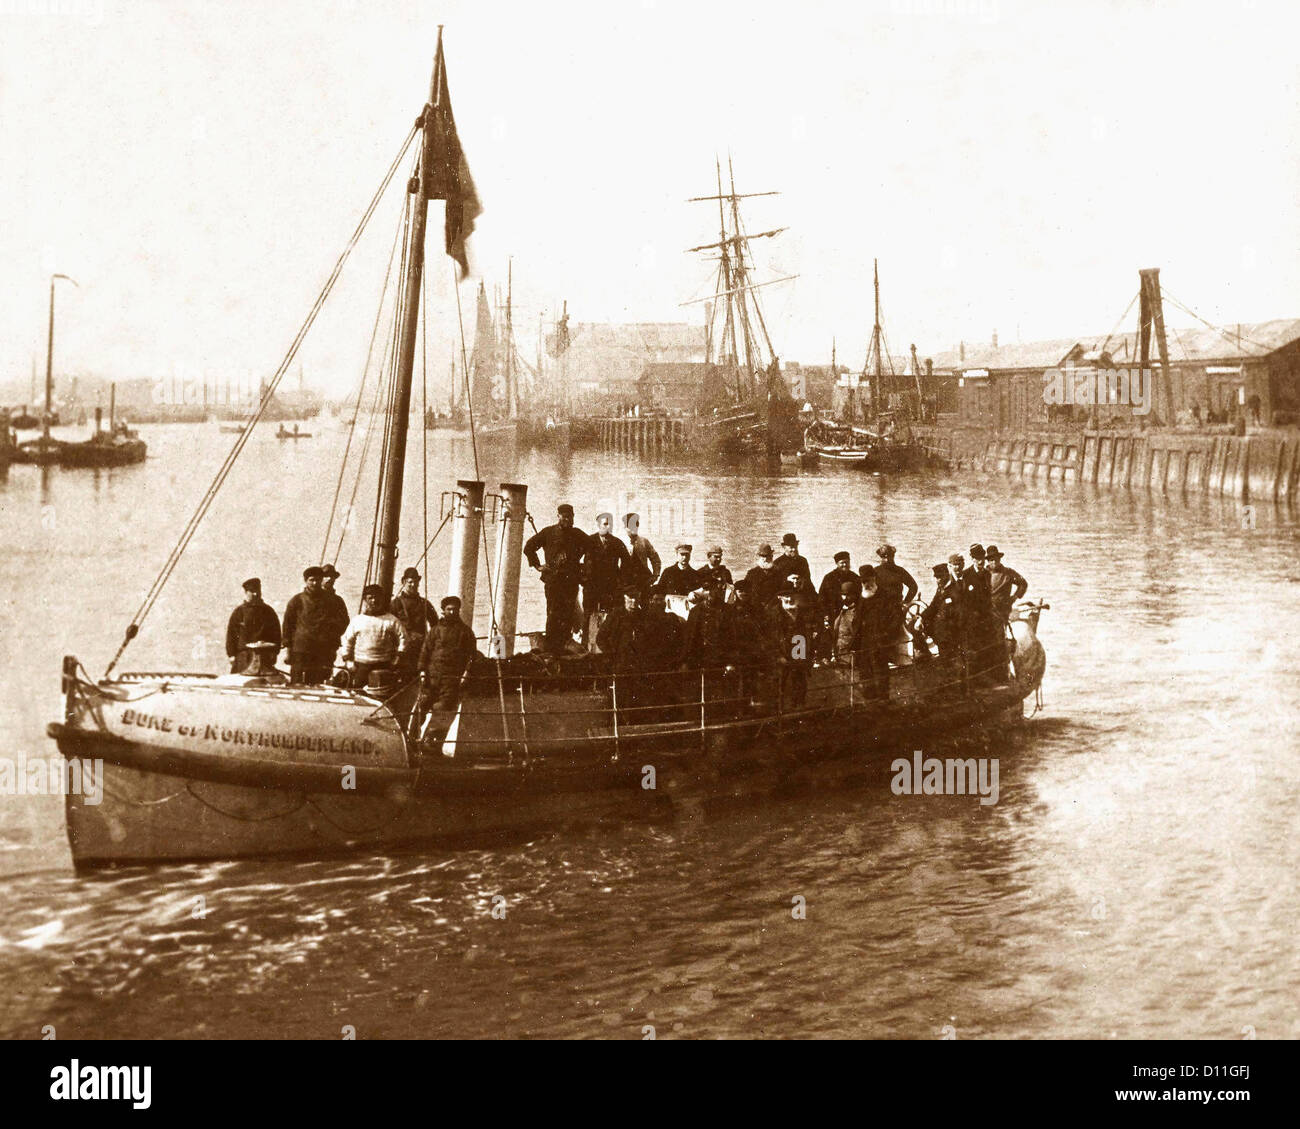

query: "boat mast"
(864, 258), (884, 421)
(45, 273), (76, 441)
(505, 258), (514, 418)
(374, 34), (444, 593)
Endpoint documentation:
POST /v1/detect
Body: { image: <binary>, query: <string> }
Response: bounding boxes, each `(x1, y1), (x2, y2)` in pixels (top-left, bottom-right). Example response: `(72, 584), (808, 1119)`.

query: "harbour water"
(2, 423), (1298, 1039)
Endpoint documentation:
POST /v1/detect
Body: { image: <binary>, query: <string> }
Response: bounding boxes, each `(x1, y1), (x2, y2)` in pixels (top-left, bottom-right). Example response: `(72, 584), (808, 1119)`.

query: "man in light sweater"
(342, 584), (408, 690)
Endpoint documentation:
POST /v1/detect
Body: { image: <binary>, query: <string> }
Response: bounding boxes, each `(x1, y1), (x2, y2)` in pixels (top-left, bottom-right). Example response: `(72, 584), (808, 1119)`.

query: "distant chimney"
(991, 329), (998, 349)
(959, 340), (965, 362)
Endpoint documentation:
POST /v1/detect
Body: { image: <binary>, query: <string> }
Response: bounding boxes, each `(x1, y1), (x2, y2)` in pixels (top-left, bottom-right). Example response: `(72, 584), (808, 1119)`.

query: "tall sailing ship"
(48, 32), (1048, 870)
(685, 160), (802, 463)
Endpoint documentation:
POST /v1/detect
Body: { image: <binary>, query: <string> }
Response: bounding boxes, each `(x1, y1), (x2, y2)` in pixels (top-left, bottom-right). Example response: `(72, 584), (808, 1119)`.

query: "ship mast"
(374, 33), (444, 593)
(45, 274), (77, 441)
(862, 258), (890, 421)
(686, 162), (794, 405)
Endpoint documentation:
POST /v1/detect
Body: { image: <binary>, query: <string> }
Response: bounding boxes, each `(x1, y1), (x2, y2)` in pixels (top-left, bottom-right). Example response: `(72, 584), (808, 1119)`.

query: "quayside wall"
(575, 417), (694, 457)
(916, 425), (1300, 504)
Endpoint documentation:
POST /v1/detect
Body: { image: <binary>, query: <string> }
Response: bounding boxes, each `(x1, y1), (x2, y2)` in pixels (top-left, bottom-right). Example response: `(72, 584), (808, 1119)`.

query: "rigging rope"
(1097, 291), (1139, 356)
(322, 193), (410, 564)
(1160, 289), (1275, 356)
(105, 124), (418, 678)
(366, 177), (416, 589)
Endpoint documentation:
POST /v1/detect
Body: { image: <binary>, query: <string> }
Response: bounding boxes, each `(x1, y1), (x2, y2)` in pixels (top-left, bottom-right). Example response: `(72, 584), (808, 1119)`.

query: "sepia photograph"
(0, 0), (1295, 1094)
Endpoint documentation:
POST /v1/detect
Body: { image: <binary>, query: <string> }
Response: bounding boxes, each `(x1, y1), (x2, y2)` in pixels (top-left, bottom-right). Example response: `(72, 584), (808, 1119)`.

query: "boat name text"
(120, 709), (381, 757)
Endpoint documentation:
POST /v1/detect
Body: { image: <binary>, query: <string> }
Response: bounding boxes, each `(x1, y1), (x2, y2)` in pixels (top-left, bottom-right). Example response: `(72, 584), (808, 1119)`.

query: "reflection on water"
(1, 425), (1298, 1038)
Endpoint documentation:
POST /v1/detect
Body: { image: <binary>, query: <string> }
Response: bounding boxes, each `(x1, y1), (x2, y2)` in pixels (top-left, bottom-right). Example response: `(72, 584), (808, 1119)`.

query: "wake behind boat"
(48, 31), (1049, 871)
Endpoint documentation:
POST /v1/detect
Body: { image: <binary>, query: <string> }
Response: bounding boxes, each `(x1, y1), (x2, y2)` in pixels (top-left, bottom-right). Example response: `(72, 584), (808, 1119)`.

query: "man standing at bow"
(342, 584), (408, 690)
(226, 578), (281, 675)
(320, 564), (350, 675)
(985, 545), (1028, 623)
(282, 566), (336, 685)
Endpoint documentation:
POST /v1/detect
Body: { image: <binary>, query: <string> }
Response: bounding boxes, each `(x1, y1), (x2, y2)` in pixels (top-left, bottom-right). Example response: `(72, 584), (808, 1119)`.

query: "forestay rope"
(104, 124), (419, 678)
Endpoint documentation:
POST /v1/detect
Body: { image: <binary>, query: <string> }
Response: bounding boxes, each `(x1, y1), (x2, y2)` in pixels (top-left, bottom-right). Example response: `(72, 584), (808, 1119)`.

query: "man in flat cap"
(419, 595), (479, 711)
(699, 545), (733, 594)
(583, 511), (631, 650)
(743, 543), (780, 609)
(623, 512), (661, 597)
(523, 503), (588, 653)
(282, 566), (336, 684)
(654, 542), (703, 597)
(320, 564), (350, 674)
(342, 583), (408, 691)
(226, 578), (281, 675)
(391, 566), (436, 680)
(873, 544), (919, 665)
(818, 551), (860, 622)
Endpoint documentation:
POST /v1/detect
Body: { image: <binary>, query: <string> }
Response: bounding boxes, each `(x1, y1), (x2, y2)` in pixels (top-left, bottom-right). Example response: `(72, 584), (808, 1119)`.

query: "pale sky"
(2, 0), (1298, 398)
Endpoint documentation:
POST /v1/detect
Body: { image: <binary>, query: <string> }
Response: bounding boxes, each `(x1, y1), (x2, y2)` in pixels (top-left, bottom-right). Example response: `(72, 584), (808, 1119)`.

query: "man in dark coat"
(603, 590), (683, 722)
(654, 543), (703, 597)
(818, 551), (860, 621)
(282, 566), (336, 684)
(391, 567), (436, 680)
(856, 571), (893, 700)
(699, 545), (733, 594)
(770, 589), (816, 709)
(985, 545), (1028, 622)
(523, 503), (588, 653)
(829, 578), (889, 701)
(915, 562), (950, 661)
(226, 578), (281, 674)
(680, 584), (737, 671)
(584, 512), (631, 649)
(964, 544), (1001, 683)
(320, 564), (350, 672)
(776, 532), (812, 587)
(623, 512), (661, 597)
(743, 543), (781, 609)
(419, 596), (480, 710)
(873, 544), (919, 664)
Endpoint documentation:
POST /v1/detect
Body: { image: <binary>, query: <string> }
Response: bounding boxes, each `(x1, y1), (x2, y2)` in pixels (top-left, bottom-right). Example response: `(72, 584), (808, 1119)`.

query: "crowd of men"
(223, 504), (1028, 713)
(521, 504), (1030, 704)
(224, 564), (478, 706)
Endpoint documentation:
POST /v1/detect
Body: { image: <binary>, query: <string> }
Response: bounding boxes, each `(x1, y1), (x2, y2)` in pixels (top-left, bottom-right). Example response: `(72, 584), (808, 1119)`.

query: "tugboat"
(48, 31), (1048, 870)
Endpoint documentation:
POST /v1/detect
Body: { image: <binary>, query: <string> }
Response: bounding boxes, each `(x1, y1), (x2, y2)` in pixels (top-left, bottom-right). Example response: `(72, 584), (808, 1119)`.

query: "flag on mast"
(424, 32), (482, 280)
